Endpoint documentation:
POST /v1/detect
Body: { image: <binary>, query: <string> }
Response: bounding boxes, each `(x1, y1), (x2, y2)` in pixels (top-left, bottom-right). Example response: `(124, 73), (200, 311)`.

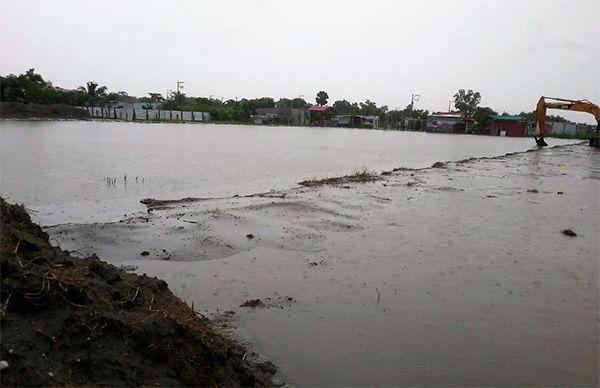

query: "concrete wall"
(550, 122), (577, 135)
(86, 107), (209, 122)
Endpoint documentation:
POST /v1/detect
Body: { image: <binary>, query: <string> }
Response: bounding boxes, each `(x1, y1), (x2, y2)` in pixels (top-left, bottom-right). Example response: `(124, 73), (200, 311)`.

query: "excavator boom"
(535, 96), (600, 147)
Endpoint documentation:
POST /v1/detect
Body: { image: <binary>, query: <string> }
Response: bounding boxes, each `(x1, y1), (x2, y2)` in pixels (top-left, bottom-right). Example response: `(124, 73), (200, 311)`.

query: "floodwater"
(0, 120), (577, 225)
(1, 120), (597, 385)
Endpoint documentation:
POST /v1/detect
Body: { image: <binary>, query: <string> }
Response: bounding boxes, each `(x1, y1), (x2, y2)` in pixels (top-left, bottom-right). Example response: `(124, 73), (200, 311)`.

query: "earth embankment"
(0, 197), (274, 386)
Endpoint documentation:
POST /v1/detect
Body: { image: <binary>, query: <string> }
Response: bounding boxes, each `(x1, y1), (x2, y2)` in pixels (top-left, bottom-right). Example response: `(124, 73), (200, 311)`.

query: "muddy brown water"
(0, 120), (577, 225)
(2, 121), (597, 385)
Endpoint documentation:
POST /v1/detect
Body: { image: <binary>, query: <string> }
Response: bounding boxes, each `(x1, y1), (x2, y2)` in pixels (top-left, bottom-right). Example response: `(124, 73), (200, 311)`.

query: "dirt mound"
(0, 197), (274, 386)
(1, 102), (89, 119)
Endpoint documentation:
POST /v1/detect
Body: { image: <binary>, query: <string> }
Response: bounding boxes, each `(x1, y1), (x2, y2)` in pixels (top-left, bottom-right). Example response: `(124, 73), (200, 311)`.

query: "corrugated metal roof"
(307, 105), (331, 112)
(490, 115), (527, 122)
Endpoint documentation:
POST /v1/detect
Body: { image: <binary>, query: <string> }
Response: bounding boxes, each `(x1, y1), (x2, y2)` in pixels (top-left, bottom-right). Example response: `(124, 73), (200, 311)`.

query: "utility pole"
(448, 100), (453, 112)
(297, 94), (304, 125)
(410, 93), (420, 131)
(410, 93), (420, 110)
(176, 80), (184, 105)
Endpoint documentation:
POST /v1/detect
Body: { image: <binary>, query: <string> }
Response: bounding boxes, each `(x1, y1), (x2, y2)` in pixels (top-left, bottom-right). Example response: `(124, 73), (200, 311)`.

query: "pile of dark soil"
(0, 102), (89, 119)
(0, 197), (274, 386)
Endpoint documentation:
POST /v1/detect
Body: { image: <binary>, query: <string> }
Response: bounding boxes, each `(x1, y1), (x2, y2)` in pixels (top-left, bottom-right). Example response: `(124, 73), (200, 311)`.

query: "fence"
(548, 121), (593, 136)
(86, 107), (210, 122)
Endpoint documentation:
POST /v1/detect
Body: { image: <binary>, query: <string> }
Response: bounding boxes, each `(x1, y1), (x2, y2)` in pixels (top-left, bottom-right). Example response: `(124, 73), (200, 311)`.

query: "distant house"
(489, 115), (528, 137)
(307, 105), (332, 126)
(254, 107), (306, 125)
(426, 112), (465, 133)
(333, 115), (379, 129)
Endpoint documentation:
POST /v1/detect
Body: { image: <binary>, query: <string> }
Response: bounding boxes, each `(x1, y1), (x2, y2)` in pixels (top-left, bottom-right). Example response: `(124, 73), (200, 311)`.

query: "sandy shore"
(51, 143), (599, 386)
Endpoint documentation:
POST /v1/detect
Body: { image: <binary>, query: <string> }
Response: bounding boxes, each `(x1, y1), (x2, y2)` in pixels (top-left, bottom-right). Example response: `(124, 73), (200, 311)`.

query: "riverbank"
(48, 143), (599, 385)
(0, 197), (275, 386)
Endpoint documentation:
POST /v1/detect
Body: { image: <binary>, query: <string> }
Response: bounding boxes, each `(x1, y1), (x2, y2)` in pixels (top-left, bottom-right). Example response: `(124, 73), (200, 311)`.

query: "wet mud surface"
(50, 144), (599, 386)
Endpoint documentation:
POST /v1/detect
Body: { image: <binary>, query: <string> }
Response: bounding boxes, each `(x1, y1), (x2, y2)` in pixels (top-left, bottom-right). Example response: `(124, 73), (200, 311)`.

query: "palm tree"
(316, 91), (329, 106)
(78, 81), (108, 106)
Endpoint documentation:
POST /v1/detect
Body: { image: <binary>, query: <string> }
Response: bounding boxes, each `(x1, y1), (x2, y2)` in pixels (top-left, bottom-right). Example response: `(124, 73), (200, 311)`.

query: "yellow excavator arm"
(535, 96), (600, 147)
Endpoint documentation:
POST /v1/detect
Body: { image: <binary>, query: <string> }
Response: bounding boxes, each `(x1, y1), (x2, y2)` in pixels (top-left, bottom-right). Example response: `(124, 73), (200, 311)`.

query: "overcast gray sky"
(1, 0), (598, 122)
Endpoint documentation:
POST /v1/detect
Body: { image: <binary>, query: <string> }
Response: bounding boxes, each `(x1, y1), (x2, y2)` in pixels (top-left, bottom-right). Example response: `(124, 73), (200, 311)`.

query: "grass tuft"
(299, 169), (379, 187)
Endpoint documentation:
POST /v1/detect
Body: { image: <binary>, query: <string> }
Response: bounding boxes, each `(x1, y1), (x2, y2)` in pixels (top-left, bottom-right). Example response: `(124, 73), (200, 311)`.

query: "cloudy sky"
(1, 0), (598, 122)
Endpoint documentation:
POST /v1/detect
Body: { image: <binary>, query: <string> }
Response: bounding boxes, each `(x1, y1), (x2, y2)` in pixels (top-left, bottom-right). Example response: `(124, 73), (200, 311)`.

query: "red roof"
(307, 105), (331, 112)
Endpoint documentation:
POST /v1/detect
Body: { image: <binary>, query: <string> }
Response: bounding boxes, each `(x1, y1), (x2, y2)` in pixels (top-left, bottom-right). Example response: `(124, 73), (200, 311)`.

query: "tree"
(472, 106), (498, 130)
(518, 111), (569, 123)
(252, 97), (275, 109)
(78, 81), (108, 106)
(168, 90), (186, 106)
(278, 97), (308, 109)
(277, 98), (292, 108)
(139, 93), (164, 104)
(358, 100), (379, 116)
(24, 68), (45, 86)
(453, 89), (481, 119)
(148, 93), (164, 103)
(316, 91), (329, 106)
(292, 97), (308, 109)
(332, 100), (359, 115)
(106, 90), (136, 103)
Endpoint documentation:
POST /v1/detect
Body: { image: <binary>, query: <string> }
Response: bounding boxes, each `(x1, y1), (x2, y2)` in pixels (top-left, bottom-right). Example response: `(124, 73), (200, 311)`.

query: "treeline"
(162, 95), (429, 123)
(0, 70), (137, 108)
(1, 69), (87, 106)
(0, 69), (427, 124)
(1, 69), (569, 126)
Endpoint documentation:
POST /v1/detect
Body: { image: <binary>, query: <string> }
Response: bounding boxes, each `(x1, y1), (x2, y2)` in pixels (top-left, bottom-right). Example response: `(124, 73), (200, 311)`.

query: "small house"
(333, 115), (380, 129)
(489, 115), (528, 137)
(307, 105), (332, 126)
(426, 112), (465, 133)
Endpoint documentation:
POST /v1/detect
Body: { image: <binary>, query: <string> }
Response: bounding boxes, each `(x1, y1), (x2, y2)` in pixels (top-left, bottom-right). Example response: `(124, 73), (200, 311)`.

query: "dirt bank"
(0, 197), (274, 386)
(1, 102), (89, 119)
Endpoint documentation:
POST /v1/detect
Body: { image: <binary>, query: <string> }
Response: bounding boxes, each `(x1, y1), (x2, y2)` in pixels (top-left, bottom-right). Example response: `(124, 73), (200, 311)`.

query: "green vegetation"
(316, 91), (329, 106)
(472, 106), (498, 131)
(2, 69), (580, 128)
(77, 81), (107, 107)
(299, 169), (379, 187)
(104, 174), (145, 186)
(1, 69), (87, 106)
(161, 96), (277, 122)
(453, 89), (481, 120)
(517, 110), (570, 123)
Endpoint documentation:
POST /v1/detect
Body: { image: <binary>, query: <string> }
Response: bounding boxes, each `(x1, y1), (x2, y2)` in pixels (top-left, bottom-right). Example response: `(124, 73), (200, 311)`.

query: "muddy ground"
(0, 198), (275, 386)
(49, 144), (598, 386)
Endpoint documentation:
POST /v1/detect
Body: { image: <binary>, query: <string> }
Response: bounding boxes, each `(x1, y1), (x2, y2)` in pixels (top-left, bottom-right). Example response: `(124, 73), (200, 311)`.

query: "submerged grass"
(299, 169), (380, 187)
(104, 174), (145, 186)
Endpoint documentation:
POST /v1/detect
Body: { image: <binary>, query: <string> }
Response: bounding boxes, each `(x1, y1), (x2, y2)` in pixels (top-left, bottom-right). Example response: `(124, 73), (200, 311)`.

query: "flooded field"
(1, 121), (596, 385)
(0, 120), (578, 225)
